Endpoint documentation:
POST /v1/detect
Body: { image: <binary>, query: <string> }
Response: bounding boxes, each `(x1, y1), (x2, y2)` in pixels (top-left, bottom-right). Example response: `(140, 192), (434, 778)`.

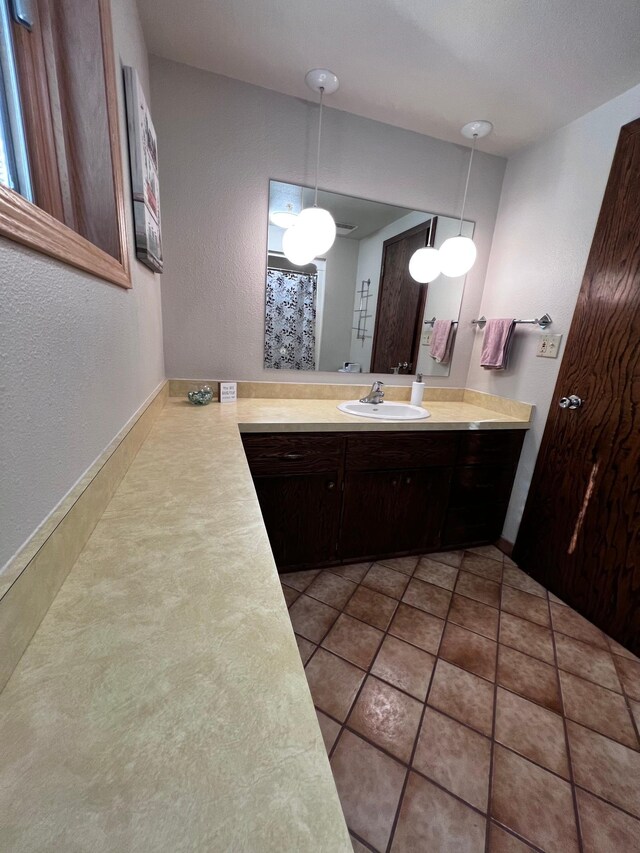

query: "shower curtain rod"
(267, 264), (318, 275)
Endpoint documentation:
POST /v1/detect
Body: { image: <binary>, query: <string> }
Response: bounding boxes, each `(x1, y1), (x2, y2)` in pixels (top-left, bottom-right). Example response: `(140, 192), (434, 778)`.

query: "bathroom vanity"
(0, 388), (531, 852)
(242, 428), (525, 570)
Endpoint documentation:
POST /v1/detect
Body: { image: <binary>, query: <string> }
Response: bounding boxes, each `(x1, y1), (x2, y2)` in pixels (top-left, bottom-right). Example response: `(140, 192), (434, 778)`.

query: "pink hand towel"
(480, 319), (516, 369)
(429, 320), (454, 364)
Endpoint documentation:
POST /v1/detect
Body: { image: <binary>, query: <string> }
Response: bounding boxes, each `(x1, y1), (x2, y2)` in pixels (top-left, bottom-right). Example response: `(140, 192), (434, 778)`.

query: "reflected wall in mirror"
(264, 181), (474, 376)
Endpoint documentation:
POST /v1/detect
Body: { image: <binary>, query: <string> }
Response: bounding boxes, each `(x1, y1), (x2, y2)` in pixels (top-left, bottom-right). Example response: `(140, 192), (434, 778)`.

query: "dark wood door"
(514, 118), (640, 653)
(253, 474), (342, 570)
(341, 467), (450, 561)
(370, 218), (437, 373)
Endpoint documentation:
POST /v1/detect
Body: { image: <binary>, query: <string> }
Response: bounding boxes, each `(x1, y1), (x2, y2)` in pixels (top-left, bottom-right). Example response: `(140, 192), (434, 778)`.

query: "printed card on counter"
(219, 382), (237, 403)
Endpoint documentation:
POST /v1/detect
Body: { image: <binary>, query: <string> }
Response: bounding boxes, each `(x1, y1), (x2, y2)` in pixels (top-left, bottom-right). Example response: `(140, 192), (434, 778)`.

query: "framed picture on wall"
(123, 66), (163, 273)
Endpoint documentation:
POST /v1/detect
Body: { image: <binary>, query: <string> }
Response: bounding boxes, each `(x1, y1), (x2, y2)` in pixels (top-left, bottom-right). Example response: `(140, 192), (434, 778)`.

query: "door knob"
(559, 395), (583, 410)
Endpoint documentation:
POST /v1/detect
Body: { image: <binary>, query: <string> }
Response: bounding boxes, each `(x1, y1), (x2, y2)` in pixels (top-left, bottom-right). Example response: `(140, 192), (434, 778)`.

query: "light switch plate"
(219, 381), (237, 402)
(421, 331), (432, 347)
(536, 334), (563, 358)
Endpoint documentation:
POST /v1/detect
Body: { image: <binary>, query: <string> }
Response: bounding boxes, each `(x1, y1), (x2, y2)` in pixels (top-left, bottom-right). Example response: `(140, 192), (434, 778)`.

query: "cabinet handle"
(282, 452), (305, 460)
(391, 478), (399, 487)
(405, 476), (412, 485)
(327, 480), (336, 490)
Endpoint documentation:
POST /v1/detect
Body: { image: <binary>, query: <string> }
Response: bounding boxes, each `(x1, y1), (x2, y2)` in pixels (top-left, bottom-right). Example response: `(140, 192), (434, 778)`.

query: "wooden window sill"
(0, 184), (131, 287)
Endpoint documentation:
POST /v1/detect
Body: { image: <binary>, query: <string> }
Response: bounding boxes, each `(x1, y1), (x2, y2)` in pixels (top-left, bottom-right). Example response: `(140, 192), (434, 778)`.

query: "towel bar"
(472, 313), (552, 329)
(423, 317), (459, 326)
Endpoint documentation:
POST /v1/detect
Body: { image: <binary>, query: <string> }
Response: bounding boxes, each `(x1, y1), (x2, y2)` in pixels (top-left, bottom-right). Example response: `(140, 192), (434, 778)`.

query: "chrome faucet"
(360, 380), (384, 404)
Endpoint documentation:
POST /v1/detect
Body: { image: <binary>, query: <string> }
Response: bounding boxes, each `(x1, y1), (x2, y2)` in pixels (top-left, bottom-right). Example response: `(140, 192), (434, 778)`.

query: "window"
(0, 0), (33, 199)
(0, 0), (130, 287)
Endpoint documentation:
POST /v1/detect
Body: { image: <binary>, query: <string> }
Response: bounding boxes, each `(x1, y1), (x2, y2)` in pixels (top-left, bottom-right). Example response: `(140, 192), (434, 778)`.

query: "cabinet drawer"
(346, 431), (457, 471)
(457, 430), (525, 466)
(450, 465), (517, 507)
(241, 433), (344, 475)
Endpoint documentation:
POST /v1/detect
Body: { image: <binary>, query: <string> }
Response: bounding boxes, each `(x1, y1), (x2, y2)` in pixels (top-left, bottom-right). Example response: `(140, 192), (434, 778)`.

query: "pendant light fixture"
(282, 69), (339, 265)
(408, 244), (442, 284)
(439, 120), (493, 277)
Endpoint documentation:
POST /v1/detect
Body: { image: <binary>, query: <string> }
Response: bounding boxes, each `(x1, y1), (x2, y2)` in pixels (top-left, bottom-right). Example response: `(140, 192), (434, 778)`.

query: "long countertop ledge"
(0, 390), (532, 852)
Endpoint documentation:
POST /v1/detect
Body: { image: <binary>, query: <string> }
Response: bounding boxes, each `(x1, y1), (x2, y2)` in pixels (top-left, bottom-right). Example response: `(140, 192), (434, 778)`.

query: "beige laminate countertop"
(0, 396), (531, 852)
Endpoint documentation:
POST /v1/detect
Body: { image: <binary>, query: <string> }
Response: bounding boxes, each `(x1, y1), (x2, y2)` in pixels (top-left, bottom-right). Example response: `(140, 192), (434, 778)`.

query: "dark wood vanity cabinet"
(241, 429), (525, 571)
(242, 434), (343, 568)
(341, 467), (450, 560)
(340, 432), (456, 560)
(252, 474), (342, 568)
(441, 432), (525, 548)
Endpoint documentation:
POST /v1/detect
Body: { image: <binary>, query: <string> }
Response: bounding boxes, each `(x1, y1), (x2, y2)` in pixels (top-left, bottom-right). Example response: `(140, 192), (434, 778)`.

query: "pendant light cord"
(313, 87), (324, 207)
(458, 132), (477, 234)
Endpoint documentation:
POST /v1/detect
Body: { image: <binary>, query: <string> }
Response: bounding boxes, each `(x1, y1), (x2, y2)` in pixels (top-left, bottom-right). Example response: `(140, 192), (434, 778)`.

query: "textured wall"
(466, 81), (640, 543)
(149, 56), (506, 387)
(0, 0), (165, 570)
(318, 237), (359, 372)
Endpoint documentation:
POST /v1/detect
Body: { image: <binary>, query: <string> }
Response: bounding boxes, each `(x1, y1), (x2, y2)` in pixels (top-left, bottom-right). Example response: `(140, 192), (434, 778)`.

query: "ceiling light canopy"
(282, 69), (339, 265)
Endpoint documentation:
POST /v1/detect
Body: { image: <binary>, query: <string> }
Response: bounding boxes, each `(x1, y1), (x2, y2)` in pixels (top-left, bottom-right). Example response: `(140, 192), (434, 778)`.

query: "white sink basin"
(337, 400), (430, 420)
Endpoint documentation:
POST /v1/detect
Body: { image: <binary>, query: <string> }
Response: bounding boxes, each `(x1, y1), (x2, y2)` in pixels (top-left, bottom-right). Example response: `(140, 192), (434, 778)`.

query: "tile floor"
(280, 546), (640, 852)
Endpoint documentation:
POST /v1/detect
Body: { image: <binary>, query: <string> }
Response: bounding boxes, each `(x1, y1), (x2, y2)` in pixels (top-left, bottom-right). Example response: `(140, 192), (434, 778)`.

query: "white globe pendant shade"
(296, 207), (336, 256)
(408, 246), (442, 283)
(439, 235), (477, 277)
(282, 224), (316, 266)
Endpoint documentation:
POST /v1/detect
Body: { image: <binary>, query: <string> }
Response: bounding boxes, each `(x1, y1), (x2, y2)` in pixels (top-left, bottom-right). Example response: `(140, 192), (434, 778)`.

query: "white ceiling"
(137, 0), (640, 156)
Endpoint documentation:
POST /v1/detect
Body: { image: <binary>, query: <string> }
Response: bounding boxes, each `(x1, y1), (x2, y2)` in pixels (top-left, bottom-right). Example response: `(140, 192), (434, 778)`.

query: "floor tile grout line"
(291, 580), (638, 760)
(319, 553), (437, 848)
(295, 625), (637, 760)
(490, 820), (547, 853)
(326, 559), (425, 769)
(347, 829), (377, 853)
(572, 782), (640, 825)
(284, 552), (639, 849)
(295, 580), (628, 689)
(303, 562), (378, 671)
(483, 559), (504, 852)
(610, 652), (640, 748)
(546, 584), (585, 853)
(556, 670), (639, 748)
(383, 566), (461, 853)
(319, 699), (588, 795)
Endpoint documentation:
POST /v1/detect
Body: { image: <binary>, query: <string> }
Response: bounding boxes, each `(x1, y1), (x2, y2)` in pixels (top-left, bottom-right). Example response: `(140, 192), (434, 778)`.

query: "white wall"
(150, 57), (506, 387)
(319, 237), (359, 371)
(466, 82), (640, 543)
(0, 0), (165, 571)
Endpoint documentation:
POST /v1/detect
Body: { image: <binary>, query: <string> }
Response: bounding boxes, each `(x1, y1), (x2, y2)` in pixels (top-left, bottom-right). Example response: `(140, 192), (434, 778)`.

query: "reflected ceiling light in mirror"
(269, 203), (298, 229)
(282, 68), (338, 263)
(439, 120), (492, 278)
(408, 245), (442, 283)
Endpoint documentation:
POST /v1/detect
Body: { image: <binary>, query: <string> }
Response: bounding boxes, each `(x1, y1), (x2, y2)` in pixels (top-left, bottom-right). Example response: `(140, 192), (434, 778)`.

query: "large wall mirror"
(264, 180), (474, 376)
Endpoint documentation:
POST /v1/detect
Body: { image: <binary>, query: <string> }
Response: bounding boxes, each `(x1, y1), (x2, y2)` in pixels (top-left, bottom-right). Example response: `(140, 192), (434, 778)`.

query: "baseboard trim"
(497, 536), (514, 557)
(0, 381), (168, 693)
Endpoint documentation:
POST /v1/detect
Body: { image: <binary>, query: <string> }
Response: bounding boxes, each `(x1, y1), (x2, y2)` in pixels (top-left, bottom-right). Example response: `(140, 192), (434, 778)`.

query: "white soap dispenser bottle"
(411, 373), (425, 406)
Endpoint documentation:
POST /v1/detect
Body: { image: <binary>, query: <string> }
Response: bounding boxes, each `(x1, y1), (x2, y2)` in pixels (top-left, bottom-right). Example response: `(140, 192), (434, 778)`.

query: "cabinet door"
(253, 473), (341, 570)
(340, 467), (450, 562)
